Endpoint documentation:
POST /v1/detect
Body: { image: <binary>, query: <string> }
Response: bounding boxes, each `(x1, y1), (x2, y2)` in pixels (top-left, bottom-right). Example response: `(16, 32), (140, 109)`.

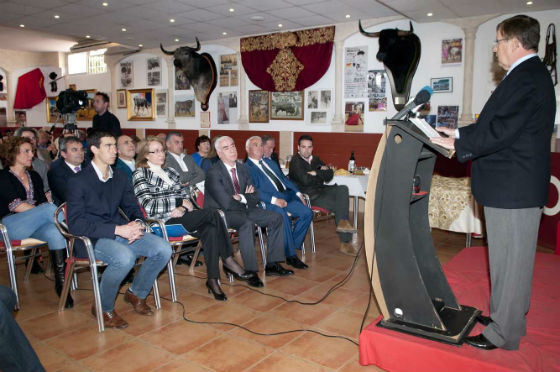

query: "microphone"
(391, 86), (433, 120)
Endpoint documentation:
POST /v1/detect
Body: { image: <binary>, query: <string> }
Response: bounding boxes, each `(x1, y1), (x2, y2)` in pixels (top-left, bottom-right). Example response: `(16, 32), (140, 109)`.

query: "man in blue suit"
(245, 136), (312, 269)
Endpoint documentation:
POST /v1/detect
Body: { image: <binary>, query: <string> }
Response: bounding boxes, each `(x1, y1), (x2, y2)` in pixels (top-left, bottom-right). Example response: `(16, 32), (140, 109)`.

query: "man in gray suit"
(164, 131), (205, 188)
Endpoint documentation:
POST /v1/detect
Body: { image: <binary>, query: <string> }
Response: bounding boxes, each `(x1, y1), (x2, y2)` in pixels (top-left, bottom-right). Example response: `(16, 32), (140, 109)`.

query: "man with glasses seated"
(66, 131), (171, 329)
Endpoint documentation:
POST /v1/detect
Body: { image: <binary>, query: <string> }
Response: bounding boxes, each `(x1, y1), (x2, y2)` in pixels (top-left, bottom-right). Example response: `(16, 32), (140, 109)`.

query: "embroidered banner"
(241, 26), (335, 92)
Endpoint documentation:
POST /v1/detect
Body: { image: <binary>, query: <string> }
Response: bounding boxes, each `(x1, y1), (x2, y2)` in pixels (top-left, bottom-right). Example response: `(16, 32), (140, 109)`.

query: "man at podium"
(432, 15), (556, 350)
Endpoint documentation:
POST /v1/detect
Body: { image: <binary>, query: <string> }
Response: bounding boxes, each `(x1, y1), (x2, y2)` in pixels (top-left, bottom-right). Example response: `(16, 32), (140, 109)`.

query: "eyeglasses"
(493, 38), (509, 47)
(148, 149), (165, 154)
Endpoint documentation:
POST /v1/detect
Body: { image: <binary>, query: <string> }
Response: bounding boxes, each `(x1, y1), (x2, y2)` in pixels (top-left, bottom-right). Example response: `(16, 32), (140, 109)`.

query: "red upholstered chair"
(0, 224), (47, 310)
(54, 203), (162, 332)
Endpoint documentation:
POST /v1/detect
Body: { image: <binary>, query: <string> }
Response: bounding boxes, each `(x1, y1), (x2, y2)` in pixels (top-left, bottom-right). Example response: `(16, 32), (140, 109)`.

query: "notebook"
(151, 224), (189, 238)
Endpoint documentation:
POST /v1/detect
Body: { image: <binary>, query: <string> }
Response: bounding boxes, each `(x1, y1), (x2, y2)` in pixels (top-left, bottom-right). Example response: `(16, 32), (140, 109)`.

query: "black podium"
(363, 119), (479, 344)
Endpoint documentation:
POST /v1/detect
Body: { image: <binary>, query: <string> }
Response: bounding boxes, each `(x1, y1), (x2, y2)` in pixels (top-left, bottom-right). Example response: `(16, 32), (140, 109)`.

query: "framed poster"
(156, 91), (167, 117)
(127, 88), (155, 121)
(217, 91), (238, 124)
(76, 89), (97, 121)
(344, 102), (365, 132)
(46, 96), (59, 123)
(430, 77), (453, 93)
(116, 89), (127, 108)
(248, 90), (269, 123)
(146, 56), (161, 86)
(120, 61), (133, 88)
(270, 91), (304, 120)
(442, 39), (462, 64)
(174, 93), (195, 117)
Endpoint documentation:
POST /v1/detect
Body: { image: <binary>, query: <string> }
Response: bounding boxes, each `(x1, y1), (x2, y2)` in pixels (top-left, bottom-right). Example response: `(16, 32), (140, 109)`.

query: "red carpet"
(359, 246), (560, 371)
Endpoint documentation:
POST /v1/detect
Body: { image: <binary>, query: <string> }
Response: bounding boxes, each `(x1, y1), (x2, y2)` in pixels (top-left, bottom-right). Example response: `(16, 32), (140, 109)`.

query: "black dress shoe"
(246, 272), (264, 288)
(286, 256), (308, 269)
(265, 263), (294, 277)
(476, 314), (492, 326)
(464, 334), (497, 350)
(177, 252), (203, 267)
(206, 280), (227, 301)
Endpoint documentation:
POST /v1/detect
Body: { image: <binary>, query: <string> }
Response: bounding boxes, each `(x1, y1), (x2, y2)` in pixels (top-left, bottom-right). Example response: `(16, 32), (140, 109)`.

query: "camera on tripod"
(49, 89), (89, 135)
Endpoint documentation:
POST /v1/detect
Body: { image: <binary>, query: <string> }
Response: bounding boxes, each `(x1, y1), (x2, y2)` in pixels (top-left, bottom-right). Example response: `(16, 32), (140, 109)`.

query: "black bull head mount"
(359, 20), (421, 111)
(161, 37), (217, 112)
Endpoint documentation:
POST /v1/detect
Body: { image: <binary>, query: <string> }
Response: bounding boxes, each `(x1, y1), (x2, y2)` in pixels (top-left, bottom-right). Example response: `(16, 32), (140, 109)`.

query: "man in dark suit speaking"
(432, 15), (556, 350)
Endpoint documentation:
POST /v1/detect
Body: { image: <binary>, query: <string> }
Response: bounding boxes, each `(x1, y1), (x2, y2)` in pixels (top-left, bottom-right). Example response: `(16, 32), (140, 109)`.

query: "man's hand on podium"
(430, 127), (456, 150)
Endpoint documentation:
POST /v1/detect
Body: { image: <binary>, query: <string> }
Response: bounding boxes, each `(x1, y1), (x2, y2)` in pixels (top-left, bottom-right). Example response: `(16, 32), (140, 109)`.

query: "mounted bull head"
(161, 37), (217, 111)
(359, 20), (421, 111)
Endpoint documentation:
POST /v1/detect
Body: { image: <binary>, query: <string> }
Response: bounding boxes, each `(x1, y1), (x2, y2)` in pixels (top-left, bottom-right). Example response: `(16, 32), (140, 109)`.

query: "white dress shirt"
(91, 161), (113, 183)
(223, 162), (247, 204)
(169, 152), (188, 172)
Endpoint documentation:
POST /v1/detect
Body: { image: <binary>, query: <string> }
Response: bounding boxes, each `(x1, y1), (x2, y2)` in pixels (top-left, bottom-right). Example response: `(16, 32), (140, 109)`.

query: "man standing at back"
(432, 15), (556, 350)
(92, 92), (121, 138)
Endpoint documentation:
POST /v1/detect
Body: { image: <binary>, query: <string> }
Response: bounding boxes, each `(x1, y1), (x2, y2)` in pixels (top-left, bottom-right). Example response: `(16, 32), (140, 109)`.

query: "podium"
(363, 119), (479, 344)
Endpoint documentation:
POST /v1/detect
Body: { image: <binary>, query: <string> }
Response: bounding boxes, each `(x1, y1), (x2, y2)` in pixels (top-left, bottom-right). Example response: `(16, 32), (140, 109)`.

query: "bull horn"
(359, 19), (380, 38)
(193, 37), (201, 51)
(160, 43), (175, 55)
(397, 21), (414, 36)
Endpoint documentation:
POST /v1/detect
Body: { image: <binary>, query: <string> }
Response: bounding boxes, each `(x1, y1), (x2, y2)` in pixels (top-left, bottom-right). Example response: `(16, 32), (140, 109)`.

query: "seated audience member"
(245, 136), (312, 269)
(14, 127), (50, 199)
(192, 135), (211, 167)
(261, 134), (281, 169)
(165, 131), (205, 189)
(36, 128), (53, 165)
(133, 136), (247, 301)
(289, 134), (358, 256)
(204, 136), (293, 286)
(67, 131), (171, 329)
(0, 285), (45, 372)
(201, 136), (220, 174)
(92, 92), (121, 138)
(47, 137), (86, 206)
(0, 136), (73, 308)
(115, 134), (136, 182)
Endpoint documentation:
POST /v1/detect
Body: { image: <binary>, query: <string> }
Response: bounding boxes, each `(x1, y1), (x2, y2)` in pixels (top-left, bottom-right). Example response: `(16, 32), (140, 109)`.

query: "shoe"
(91, 305), (128, 329)
(286, 255), (308, 269)
(265, 263), (294, 277)
(223, 265), (253, 281)
(476, 314), (492, 326)
(464, 334), (497, 350)
(340, 242), (358, 256)
(206, 279), (227, 301)
(50, 250), (74, 309)
(336, 219), (357, 233)
(246, 272), (264, 288)
(124, 289), (153, 316)
(177, 252), (203, 267)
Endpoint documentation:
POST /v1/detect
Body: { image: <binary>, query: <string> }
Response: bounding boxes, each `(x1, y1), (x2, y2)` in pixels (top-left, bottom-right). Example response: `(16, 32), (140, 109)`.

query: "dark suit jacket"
(204, 160), (261, 212)
(114, 158), (134, 183)
(246, 157), (300, 207)
(165, 153), (205, 186)
(288, 153), (333, 200)
(266, 152), (281, 170)
(66, 165), (144, 243)
(455, 56), (556, 208)
(47, 158), (88, 206)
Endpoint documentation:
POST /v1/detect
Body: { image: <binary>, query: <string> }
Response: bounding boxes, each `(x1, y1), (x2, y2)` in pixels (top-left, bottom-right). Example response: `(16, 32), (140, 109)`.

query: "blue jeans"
(93, 234), (171, 312)
(1, 203), (65, 251)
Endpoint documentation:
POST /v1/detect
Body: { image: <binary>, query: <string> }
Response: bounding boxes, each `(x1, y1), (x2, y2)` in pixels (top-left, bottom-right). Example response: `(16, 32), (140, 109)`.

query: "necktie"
(230, 168), (241, 194)
(259, 160), (285, 192)
(74, 166), (80, 173)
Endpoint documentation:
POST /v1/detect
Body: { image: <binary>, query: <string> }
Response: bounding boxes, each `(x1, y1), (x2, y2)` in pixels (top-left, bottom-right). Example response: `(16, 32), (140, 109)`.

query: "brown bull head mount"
(359, 20), (421, 111)
(161, 37), (217, 111)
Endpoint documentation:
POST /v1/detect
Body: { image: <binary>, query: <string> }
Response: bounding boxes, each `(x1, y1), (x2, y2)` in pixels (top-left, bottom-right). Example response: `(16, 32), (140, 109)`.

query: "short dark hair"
(165, 131), (183, 142)
(59, 136), (83, 153)
(298, 134), (313, 146)
(261, 134), (274, 144)
(195, 135), (210, 151)
(95, 92), (110, 103)
(497, 15), (540, 52)
(86, 130), (114, 157)
(0, 136), (32, 167)
(14, 127), (38, 139)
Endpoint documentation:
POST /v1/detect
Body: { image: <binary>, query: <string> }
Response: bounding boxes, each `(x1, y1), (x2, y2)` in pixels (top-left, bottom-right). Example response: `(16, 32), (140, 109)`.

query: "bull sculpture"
(161, 37), (217, 111)
(359, 20), (421, 111)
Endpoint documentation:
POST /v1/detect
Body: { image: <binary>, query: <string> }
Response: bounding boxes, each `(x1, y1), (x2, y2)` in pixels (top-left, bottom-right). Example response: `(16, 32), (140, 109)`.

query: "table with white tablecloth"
(326, 174), (369, 229)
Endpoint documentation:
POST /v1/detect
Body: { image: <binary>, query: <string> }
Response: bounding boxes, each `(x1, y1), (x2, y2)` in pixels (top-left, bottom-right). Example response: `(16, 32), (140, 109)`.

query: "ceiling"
(0, 0), (558, 52)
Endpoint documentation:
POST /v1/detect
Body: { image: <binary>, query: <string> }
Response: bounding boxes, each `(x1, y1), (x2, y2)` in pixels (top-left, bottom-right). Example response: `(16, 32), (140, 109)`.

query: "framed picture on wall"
(116, 89), (127, 108)
(127, 88), (155, 121)
(46, 96), (59, 123)
(248, 90), (269, 123)
(76, 89), (97, 121)
(174, 93), (195, 117)
(156, 91), (167, 117)
(270, 91), (304, 120)
(430, 77), (453, 93)
(120, 62), (133, 88)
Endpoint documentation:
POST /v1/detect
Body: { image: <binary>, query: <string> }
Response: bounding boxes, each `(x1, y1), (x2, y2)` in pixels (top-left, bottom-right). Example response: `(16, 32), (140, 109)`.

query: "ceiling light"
(121, 27), (127, 32)
(19, 24), (25, 28)
(102, 2), (108, 6)
(250, 15), (265, 21)
(526, 0), (533, 4)
(169, 18), (175, 23)
(85, 35), (91, 38)
(229, 8), (234, 12)
(174, 38), (179, 42)
(138, 44), (143, 47)
(427, 12), (433, 16)
(278, 23), (283, 28)
(222, 32), (227, 35)
(54, 14), (60, 19)
(345, 14), (351, 19)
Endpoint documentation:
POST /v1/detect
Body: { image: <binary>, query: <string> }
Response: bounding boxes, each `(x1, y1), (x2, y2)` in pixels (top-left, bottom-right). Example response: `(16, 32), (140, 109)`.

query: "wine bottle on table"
(348, 151), (355, 173)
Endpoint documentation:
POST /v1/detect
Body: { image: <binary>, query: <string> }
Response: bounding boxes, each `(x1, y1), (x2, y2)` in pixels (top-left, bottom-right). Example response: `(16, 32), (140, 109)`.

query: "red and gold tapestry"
(241, 26), (335, 92)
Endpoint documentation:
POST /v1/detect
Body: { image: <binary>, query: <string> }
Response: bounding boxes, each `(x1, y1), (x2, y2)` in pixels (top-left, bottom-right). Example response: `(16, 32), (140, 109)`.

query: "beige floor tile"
(338, 356), (386, 372)
(153, 356), (215, 372)
(229, 313), (305, 348)
(19, 310), (93, 341)
(270, 301), (337, 326)
(140, 320), (222, 355)
(190, 301), (259, 331)
(245, 352), (330, 372)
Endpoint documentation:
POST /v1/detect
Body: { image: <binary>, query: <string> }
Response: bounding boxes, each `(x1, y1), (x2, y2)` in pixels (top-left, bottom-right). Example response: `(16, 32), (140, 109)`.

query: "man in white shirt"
(164, 131), (205, 188)
(115, 135), (136, 183)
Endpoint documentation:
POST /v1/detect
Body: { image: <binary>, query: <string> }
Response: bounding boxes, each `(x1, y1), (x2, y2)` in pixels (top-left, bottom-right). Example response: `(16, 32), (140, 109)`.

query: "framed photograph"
(437, 105), (459, 129)
(174, 93), (195, 117)
(116, 89), (127, 108)
(217, 91), (238, 124)
(320, 90), (331, 109)
(344, 102), (365, 132)
(15, 110), (26, 127)
(249, 90), (269, 123)
(120, 62), (133, 88)
(46, 96), (59, 123)
(270, 91), (304, 120)
(156, 91), (167, 117)
(147, 57), (161, 86)
(76, 89), (97, 121)
(311, 111), (327, 124)
(127, 88), (155, 121)
(307, 91), (318, 109)
(431, 77), (453, 93)
(441, 39), (462, 64)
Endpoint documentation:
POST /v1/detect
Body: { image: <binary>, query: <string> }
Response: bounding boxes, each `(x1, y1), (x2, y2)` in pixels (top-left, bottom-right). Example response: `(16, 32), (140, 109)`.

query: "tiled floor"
(3, 218), (482, 372)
